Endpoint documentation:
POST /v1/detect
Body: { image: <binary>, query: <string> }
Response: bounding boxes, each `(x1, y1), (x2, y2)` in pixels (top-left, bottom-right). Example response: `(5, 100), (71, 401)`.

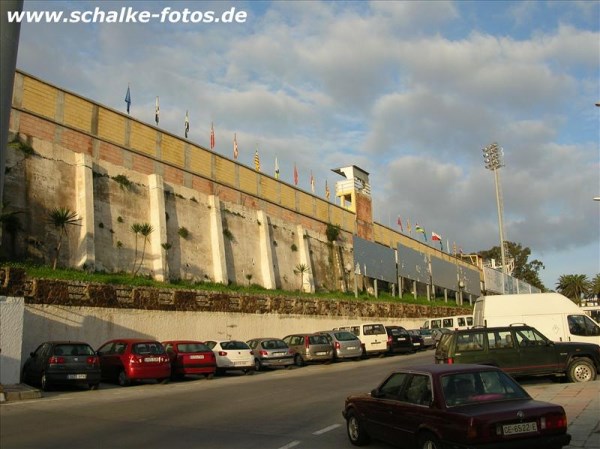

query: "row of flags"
(124, 86), (333, 200)
(396, 217), (464, 255)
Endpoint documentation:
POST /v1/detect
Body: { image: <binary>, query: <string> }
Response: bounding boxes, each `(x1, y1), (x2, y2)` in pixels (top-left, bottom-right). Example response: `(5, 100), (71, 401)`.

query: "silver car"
(317, 330), (363, 360)
(246, 338), (294, 371)
(282, 333), (333, 366)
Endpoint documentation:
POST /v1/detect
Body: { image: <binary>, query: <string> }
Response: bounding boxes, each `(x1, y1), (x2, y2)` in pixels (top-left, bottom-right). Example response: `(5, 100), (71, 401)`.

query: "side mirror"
(370, 388), (381, 398)
(29, 352), (35, 357)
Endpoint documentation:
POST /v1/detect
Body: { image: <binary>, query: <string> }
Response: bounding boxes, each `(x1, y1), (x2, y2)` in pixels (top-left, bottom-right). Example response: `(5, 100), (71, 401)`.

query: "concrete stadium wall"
(21, 304), (425, 362)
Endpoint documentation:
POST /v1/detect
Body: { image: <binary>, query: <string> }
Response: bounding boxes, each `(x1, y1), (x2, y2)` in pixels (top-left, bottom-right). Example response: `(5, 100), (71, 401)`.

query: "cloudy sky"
(14, 0), (600, 290)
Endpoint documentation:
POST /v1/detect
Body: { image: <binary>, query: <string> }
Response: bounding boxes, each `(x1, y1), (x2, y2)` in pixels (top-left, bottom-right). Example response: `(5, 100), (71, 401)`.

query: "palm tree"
(47, 207), (80, 269)
(130, 223), (143, 274)
(556, 274), (590, 305)
(589, 274), (600, 300)
(294, 263), (311, 291)
(134, 223), (154, 275)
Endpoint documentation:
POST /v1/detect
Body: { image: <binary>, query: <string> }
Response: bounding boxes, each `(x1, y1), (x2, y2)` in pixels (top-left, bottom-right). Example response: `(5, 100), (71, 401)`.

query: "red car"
(343, 364), (571, 449)
(162, 340), (217, 379)
(97, 338), (171, 386)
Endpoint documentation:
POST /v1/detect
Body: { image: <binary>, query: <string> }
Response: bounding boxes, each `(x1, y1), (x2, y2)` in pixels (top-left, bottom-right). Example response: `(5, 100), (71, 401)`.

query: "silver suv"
(282, 333), (333, 366)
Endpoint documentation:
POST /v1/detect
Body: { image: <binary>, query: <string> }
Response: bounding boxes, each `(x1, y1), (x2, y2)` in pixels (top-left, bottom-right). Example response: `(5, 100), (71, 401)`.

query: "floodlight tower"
(482, 143), (508, 274)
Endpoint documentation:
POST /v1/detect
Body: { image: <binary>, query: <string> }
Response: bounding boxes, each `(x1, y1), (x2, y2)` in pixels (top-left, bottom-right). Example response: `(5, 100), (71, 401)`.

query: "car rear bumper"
(336, 349), (363, 359)
(261, 358), (294, 367)
(127, 365), (171, 380)
(45, 370), (101, 384)
(176, 366), (216, 375)
(444, 432), (571, 449)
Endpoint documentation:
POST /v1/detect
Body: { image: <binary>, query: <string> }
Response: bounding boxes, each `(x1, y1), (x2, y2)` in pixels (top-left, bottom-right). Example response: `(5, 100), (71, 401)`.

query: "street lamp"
(482, 142), (508, 274)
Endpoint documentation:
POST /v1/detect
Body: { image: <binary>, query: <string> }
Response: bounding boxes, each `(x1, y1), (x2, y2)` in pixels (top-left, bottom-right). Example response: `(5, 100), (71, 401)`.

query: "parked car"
(317, 330), (363, 360)
(282, 333), (333, 366)
(406, 329), (425, 351)
(431, 327), (452, 347)
(384, 326), (414, 354)
(22, 341), (101, 391)
(414, 328), (436, 349)
(162, 340), (216, 379)
(246, 338), (294, 371)
(435, 324), (600, 382)
(342, 364), (571, 449)
(205, 340), (255, 375)
(96, 338), (171, 386)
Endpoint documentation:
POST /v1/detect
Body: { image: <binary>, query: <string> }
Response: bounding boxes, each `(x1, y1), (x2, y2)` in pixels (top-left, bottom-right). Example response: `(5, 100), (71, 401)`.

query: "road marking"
(277, 441), (301, 449)
(313, 424), (341, 435)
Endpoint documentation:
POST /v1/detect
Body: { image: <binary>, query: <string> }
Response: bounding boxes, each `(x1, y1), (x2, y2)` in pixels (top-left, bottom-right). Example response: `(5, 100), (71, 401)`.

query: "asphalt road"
(1, 351), (434, 449)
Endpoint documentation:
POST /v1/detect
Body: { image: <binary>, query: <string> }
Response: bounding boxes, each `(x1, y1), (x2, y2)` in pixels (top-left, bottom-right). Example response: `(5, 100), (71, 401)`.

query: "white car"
(204, 340), (255, 375)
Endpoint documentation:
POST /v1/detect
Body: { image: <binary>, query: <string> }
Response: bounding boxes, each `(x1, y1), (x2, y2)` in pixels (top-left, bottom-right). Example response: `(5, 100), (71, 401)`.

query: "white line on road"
(313, 424), (341, 435)
(277, 441), (301, 449)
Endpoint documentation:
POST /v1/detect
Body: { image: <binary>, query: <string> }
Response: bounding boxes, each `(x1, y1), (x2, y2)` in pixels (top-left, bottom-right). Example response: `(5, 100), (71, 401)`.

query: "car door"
(25, 343), (50, 384)
(97, 341), (120, 380)
(514, 328), (560, 376)
(364, 372), (410, 442)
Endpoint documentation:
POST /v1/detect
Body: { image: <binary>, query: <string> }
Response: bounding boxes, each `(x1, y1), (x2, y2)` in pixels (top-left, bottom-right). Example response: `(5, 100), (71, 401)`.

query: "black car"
(22, 341), (101, 391)
(435, 324), (600, 382)
(385, 326), (414, 354)
(406, 329), (425, 351)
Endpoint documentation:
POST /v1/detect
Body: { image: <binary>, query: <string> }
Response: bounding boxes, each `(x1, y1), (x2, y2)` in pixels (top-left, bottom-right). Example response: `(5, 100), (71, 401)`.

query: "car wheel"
(294, 354), (304, 367)
(254, 359), (262, 372)
(418, 432), (441, 449)
(346, 410), (369, 446)
(243, 368), (255, 375)
(40, 372), (50, 391)
(88, 383), (100, 390)
(159, 377), (170, 384)
(117, 370), (131, 387)
(205, 373), (215, 380)
(567, 358), (596, 383)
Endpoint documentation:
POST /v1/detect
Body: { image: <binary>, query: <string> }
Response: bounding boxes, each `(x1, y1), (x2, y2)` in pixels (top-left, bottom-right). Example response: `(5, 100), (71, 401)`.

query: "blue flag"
(125, 86), (131, 114)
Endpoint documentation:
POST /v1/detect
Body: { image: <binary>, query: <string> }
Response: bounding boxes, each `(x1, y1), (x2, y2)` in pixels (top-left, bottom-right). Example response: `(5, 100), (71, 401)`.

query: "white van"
(473, 293), (600, 344)
(422, 315), (473, 331)
(334, 323), (388, 356)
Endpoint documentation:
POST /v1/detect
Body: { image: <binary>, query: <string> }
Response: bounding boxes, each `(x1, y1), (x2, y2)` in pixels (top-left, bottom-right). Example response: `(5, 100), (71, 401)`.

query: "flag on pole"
(453, 242), (457, 256)
(184, 111), (189, 138)
(310, 171), (315, 193)
(415, 224), (427, 241)
(210, 122), (215, 149)
(397, 216), (403, 232)
(325, 180), (330, 200)
(293, 163), (298, 186)
(275, 157), (280, 179)
(407, 219), (412, 234)
(254, 147), (261, 172)
(154, 96), (159, 125)
(125, 85), (131, 114)
(233, 133), (239, 159)
(431, 232), (441, 241)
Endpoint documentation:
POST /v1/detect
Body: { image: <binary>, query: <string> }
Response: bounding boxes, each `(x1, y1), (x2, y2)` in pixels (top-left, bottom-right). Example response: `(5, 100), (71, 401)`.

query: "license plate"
(273, 352), (286, 356)
(503, 422), (538, 435)
(413, 343), (420, 346)
(67, 374), (87, 380)
(397, 337), (406, 341)
(316, 351), (327, 356)
(233, 361), (248, 366)
(190, 355), (205, 360)
(144, 357), (160, 362)
(347, 347), (356, 350)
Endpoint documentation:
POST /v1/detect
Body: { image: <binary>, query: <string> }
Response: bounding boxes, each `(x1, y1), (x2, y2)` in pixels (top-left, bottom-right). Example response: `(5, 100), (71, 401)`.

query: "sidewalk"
(524, 380), (600, 449)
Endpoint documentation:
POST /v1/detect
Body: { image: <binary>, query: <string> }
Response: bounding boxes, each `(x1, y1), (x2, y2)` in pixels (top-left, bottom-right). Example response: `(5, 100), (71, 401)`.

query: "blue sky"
(14, 0), (600, 290)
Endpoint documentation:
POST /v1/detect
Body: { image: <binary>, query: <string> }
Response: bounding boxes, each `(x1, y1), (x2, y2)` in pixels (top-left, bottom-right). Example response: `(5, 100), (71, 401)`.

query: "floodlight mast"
(482, 143), (508, 274)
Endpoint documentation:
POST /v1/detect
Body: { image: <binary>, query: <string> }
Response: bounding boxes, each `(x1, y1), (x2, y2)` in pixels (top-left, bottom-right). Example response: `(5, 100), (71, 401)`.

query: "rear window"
(261, 340), (288, 349)
(54, 344), (95, 356)
(334, 331), (359, 341)
(442, 318), (454, 328)
(389, 328), (408, 337)
(442, 371), (528, 407)
(437, 333), (453, 353)
(221, 341), (250, 350)
(309, 335), (329, 345)
(177, 343), (210, 353)
(363, 324), (386, 335)
(132, 342), (165, 355)
(455, 333), (484, 352)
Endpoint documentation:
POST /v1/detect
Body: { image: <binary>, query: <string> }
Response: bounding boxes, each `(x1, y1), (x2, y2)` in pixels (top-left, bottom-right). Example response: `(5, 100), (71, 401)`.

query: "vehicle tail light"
(86, 356), (99, 367)
(305, 338), (310, 349)
(259, 350), (268, 356)
(467, 417), (478, 439)
(288, 349), (294, 355)
(387, 335), (392, 346)
(48, 356), (65, 364)
(541, 413), (567, 430)
(335, 341), (341, 350)
(218, 351), (227, 356)
(129, 354), (144, 364)
(446, 357), (454, 364)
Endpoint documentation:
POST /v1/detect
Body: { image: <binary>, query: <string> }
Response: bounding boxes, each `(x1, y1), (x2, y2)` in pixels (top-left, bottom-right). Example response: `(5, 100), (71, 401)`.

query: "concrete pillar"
(148, 174), (167, 281)
(0, 1), (23, 228)
(0, 296), (24, 387)
(296, 225), (315, 293)
(209, 195), (228, 284)
(256, 210), (275, 289)
(75, 153), (95, 270)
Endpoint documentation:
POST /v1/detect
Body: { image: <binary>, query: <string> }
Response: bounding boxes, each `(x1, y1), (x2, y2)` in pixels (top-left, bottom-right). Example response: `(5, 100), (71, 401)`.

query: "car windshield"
(222, 341), (250, 350)
(54, 344), (94, 356)
(389, 328), (408, 336)
(132, 342), (165, 355)
(442, 371), (529, 407)
(177, 343), (210, 353)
